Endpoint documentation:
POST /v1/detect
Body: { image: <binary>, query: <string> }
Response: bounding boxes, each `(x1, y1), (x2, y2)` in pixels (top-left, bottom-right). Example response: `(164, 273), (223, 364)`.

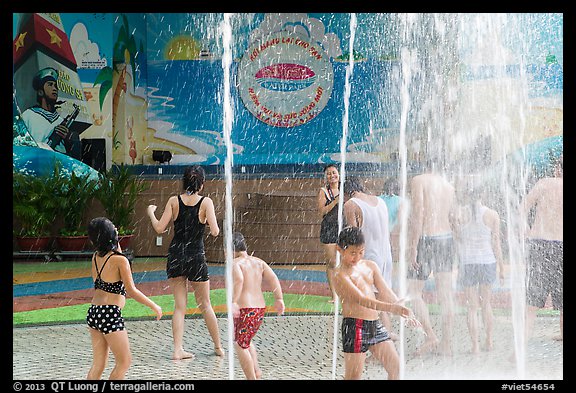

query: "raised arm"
(317, 187), (339, 218)
(344, 200), (361, 228)
(147, 197), (175, 234)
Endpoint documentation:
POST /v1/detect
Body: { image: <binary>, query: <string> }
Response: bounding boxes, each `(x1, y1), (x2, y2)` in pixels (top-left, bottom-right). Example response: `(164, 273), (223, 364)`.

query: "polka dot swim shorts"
(86, 304), (125, 334)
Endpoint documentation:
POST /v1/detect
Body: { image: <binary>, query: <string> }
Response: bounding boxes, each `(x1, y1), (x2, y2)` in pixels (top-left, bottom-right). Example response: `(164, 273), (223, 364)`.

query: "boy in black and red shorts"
(333, 227), (420, 380)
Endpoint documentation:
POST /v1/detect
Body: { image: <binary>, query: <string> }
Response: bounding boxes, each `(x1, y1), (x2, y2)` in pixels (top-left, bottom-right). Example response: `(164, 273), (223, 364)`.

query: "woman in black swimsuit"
(86, 217), (162, 380)
(147, 165), (224, 360)
(317, 163), (342, 301)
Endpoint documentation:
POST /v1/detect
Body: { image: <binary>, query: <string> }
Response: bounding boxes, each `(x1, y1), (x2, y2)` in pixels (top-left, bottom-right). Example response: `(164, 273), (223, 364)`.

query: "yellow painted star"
(46, 28), (62, 47)
(14, 32), (27, 51)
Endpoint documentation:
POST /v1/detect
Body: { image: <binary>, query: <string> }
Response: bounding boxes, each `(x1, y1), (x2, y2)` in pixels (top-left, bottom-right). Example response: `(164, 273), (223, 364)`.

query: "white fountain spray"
(331, 12), (357, 380)
(396, 12), (540, 379)
(397, 42), (414, 380)
(457, 13), (532, 378)
(220, 12), (235, 380)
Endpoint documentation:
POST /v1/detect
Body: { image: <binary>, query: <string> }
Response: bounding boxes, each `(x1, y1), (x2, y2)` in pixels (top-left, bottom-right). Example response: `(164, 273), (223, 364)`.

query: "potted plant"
(95, 164), (149, 249)
(13, 171), (59, 252)
(53, 167), (99, 252)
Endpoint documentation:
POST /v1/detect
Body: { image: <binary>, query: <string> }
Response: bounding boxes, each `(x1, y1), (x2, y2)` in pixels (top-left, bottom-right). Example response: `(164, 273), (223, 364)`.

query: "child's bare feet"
(214, 346), (225, 356)
(173, 350), (195, 360)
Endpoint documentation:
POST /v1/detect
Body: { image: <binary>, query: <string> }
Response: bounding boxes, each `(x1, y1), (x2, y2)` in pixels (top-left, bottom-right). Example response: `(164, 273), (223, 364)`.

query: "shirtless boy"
(333, 226), (420, 380)
(232, 232), (285, 379)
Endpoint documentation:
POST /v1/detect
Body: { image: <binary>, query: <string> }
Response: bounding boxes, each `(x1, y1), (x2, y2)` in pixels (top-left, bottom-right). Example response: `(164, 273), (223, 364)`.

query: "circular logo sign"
(238, 32), (334, 128)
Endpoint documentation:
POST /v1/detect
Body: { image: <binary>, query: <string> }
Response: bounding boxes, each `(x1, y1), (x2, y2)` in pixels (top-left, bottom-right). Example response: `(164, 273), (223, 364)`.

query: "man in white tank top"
(344, 177), (397, 339)
(344, 177), (393, 284)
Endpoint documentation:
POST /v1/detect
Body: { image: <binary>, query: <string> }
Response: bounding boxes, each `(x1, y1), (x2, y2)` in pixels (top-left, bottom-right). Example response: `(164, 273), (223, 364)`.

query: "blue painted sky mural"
(143, 13), (562, 165)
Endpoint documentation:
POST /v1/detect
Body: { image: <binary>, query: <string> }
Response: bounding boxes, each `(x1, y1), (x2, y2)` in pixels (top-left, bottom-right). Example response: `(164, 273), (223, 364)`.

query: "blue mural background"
(143, 13), (562, 165)
(13, 13), (563, 168)
(144, 13), (399, 165)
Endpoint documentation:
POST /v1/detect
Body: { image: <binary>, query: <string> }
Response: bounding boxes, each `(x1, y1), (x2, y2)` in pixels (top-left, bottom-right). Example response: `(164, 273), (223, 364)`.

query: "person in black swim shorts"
(333, 226), (420, 380)
(406, 160), (457, 356)
(520, 154), (563, 341)
(147, 166), (224, 360)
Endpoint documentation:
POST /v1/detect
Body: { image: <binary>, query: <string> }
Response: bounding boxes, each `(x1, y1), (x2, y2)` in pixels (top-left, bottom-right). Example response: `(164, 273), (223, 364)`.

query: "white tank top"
(350, 197), (393, 284)
(457, 204), (496, 265)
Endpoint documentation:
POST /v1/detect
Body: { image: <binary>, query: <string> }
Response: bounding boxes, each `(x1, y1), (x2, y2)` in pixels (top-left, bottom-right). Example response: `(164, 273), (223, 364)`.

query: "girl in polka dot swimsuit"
(86, 217), (162, 380)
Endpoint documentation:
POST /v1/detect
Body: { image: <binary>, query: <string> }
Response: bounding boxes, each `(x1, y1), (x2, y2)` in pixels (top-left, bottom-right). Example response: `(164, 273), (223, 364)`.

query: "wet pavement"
(13, 313), (562, 381)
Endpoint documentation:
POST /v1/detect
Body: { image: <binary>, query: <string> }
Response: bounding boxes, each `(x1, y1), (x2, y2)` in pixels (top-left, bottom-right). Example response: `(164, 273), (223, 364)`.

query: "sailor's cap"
(32, 67), (58, 90)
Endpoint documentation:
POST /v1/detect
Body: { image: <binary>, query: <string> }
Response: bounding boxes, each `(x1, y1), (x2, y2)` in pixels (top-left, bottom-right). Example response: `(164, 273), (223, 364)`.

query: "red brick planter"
(118, 234), (134, 250)
(16, 236), (52, 252)
(56, 236), (90, 252)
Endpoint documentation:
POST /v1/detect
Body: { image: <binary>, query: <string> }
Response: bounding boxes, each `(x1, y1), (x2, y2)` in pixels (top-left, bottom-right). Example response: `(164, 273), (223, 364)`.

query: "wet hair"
(383, 177), (399, 196)
(337, 226), (365, 249)
(455, 176), (484, 221)
(232, 232), (247, 252)
(343, 176), (364, 197)
(183, 165), (206, 194)
(87, 217), (119, 257)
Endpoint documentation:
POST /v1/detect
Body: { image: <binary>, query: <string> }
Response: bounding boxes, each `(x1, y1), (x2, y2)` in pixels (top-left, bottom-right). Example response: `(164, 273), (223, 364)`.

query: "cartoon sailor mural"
(19, 67), (82, 158)
(13, 13), (92, 160)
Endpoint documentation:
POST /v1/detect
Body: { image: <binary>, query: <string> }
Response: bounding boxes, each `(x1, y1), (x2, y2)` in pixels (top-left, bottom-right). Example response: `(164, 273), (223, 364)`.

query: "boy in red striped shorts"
(232, 232), (285, 379)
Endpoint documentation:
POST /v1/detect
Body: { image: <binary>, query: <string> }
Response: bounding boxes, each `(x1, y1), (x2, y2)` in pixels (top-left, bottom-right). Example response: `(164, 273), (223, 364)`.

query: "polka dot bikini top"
(93, 252), (126, 296)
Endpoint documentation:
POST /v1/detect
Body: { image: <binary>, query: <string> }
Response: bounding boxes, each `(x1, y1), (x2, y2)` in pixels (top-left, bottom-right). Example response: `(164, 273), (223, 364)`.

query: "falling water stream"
(220, 12), (235, 379)
(10, 12), (562, 381)
(392, 13), (554, 379)
(190, 12), (558, 381)
(397, 41), (413, 381)
(331, 12), (357, 380)
(214, 12), (558, 380)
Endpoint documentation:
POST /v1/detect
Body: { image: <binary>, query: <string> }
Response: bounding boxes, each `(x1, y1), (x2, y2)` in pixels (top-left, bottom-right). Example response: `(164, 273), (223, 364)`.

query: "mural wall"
(13, 13), (563, 175)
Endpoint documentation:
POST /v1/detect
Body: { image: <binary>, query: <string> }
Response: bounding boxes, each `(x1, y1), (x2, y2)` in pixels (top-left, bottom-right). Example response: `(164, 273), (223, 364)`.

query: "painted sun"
(164, 35), (201, 60)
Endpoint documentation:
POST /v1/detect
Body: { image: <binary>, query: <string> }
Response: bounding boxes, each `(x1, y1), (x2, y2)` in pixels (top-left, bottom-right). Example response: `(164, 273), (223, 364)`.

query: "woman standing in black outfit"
(147, 165), (224, 360)
(317, 163), (342, 302)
